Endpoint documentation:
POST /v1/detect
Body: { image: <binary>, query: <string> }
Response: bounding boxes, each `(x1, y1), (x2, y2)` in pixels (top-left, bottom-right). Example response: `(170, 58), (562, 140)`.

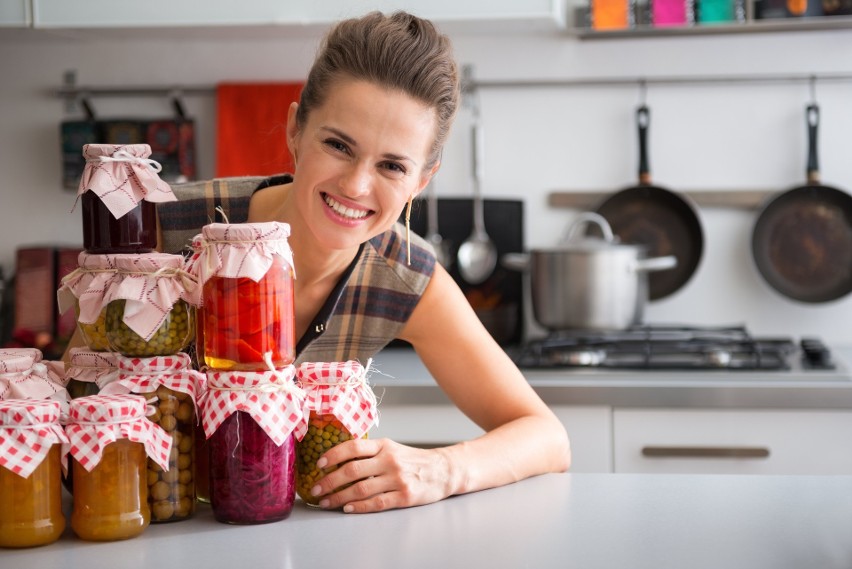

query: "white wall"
(2, 22), (852, 342)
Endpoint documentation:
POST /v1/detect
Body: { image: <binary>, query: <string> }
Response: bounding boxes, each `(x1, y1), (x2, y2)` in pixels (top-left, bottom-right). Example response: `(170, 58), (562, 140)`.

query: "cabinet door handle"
(641, 446), (770, 459)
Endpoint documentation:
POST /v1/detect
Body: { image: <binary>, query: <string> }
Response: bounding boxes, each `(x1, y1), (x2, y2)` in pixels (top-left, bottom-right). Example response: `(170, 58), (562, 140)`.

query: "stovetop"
(510, 325), (837, 372)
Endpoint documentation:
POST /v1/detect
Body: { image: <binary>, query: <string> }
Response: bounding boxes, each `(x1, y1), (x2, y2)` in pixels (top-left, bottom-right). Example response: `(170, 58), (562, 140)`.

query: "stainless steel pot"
(503, 213), (677, 331)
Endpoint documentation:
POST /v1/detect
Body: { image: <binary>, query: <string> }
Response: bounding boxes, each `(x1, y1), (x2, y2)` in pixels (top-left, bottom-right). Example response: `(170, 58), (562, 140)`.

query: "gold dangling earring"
(405, 197), (413, 266)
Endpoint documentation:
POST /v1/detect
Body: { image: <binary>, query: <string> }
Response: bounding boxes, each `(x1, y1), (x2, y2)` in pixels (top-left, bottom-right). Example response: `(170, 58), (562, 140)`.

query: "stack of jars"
(191, 222), (304, 524)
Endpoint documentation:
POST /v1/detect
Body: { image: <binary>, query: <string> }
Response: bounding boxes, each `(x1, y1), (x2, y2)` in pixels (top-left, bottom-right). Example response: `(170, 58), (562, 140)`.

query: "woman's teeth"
(325, 194), (369, 220)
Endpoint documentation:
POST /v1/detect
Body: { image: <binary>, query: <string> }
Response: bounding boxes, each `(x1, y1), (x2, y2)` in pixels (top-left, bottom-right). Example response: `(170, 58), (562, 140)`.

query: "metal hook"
(638, 78), (647, 106)
(170, 89), (187, 120)
(809, 75), (817, 105)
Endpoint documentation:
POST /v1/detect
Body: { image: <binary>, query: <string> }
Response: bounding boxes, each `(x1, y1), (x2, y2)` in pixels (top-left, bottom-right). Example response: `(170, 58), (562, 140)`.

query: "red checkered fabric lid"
(103, 353), (205, 414)
(0, 399), (69, 478)
(200, 366), (306, 446)
(63, 394), (172, 472)
(66, 348), (120, 389)
(297, 360), (378, 440)
(0, 348), (69, 402)
(77, 144), (176, 219)
(191, 222), (294, 288)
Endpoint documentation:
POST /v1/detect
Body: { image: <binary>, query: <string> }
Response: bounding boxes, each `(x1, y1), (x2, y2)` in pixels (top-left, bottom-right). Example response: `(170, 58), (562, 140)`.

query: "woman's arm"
(307, 264), (571, 512)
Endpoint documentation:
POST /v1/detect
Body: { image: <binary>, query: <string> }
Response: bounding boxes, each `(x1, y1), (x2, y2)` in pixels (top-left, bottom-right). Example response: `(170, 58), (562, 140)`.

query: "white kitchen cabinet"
(32, 0), (566, 29)
(371, 404), (611, 473)
(613, 408), (852, 475)
(0, 0), (31, 27)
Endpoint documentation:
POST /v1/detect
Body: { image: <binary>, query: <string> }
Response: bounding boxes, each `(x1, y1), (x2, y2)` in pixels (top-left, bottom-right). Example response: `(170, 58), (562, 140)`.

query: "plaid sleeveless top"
(159, 175), (435, 364)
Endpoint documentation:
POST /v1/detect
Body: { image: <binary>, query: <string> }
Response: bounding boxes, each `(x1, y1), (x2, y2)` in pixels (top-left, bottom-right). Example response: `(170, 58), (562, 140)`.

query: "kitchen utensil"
(593, 104), (703, 301)
(424, 180), (449, 267)
(457, 122), (497, 285)
(751, 103), (852, 303)
(503, 212), (676, 330)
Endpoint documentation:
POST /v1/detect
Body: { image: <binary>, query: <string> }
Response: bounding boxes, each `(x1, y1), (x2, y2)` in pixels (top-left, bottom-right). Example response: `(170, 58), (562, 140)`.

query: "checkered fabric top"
(0, 348), (42, 373)
(0, 399), (69, 478)
(297, 361), (378, 440)
(66, 348), (120, 389)
(0, 349), (68, 402)
(102, 353), (205, 414)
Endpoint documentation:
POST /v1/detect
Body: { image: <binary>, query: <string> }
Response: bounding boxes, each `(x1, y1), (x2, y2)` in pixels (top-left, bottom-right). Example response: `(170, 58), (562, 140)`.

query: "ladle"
(457, 121), (497, 285)
(424, 180), (449, 267)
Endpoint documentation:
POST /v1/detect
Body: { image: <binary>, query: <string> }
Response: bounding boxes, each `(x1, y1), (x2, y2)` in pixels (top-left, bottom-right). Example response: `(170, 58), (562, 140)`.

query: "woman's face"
(287, 78), (438, 251)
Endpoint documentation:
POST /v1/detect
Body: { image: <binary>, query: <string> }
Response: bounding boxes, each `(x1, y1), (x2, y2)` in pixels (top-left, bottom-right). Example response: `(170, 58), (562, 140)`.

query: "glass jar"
(77, 144), (175, 254)
(106, 298), (194, 357)
(202, 367), (304, 524)
(66, 394), (172, 541)
(58, 252), (118, 352)
(194, 421), (211, 503)
(65, 348), (119, 399)
(0, 399), (68, 548)
(75, 303), (110, 351)
(295, 361), (378, 507)
(193, 222), (295, 371)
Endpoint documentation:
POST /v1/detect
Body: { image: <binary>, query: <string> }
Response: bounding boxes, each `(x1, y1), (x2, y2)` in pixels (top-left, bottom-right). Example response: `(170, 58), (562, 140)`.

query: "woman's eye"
(324, 139), (348, 153)
(381, 162), (406, 175)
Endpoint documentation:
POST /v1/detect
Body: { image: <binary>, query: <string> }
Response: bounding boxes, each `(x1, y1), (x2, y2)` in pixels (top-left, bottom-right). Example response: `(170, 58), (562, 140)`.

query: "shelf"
(548, 189), (775, 210)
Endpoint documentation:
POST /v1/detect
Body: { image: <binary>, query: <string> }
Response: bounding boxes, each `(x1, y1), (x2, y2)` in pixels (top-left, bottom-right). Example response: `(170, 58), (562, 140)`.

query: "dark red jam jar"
(81, 191), (157, 254)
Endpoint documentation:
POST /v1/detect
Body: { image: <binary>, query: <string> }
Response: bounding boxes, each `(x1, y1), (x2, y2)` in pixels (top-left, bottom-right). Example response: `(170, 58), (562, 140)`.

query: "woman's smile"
(321, 192), (374, 223)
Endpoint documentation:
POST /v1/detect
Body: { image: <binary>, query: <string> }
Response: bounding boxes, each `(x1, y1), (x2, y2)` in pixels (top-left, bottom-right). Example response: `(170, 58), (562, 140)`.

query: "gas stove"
(510, 325), (837, 372)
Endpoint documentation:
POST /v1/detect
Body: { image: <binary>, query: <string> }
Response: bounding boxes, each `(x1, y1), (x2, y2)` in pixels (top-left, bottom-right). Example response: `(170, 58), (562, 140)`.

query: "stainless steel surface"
(457, 121), (497, 285)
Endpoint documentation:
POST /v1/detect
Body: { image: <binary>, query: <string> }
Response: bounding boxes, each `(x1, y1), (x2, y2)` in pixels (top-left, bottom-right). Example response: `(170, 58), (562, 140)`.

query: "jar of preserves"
(101, 353), (205, 522)
(200, 366), (305, 524)
(295, 360), (378, 506)
(100, 253), (198, 357)
(64, 394), (172, 541)
(77, 144), (176, 254)
(0, 348), (68, 403)
(58, 252), (119, 351)
(191, 222), (295, 371)
(0, 399), (69, 548)
(65, 348), (120, 399)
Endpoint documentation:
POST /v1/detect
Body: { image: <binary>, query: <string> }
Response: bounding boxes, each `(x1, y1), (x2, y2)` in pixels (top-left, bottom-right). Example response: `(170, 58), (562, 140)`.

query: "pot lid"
(557, 212), (645, 253)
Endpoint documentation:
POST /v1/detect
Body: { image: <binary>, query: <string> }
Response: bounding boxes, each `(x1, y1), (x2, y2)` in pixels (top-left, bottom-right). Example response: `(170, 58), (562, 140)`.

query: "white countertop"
(11, 473), (852, 569)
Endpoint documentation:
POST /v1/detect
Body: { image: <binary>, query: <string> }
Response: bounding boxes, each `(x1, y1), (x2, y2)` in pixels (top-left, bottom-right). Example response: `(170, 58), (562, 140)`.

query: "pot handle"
(501, 252), (530, 272)
(633, 255), (677, 273)
(562, 212), (615, 244)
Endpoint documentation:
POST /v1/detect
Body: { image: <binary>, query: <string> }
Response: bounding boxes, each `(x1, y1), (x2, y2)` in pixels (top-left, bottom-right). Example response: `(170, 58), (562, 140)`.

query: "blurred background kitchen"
(2, 0), (852, 354)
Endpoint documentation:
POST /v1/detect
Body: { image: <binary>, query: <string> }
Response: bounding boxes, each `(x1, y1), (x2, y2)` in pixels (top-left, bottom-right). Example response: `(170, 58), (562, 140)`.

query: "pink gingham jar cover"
(297, 360), (379, 440)
(65, 348), (120, 390)
(190, 222), (295, 289)
(77, 144), (176, 220)
(63, 394), (172, 472)
(63, 252), (198, 341)
(102, 353), (206, 414)
(0, 348), (68, 402)
(200, 366), (306, 446)
(0, 399), (69, 478)
(57, 251), (120, 322)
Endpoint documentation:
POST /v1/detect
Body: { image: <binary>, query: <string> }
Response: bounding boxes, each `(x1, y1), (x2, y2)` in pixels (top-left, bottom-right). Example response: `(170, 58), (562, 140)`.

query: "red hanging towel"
(216, 83), (303, 178)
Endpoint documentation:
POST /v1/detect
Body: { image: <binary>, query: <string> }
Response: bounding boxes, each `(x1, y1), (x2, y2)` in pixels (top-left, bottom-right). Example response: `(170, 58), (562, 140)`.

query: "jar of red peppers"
(64, 394), (172, 541)
(65, 348), (120, 399)
(295, 360), (379, 506)
(200, 366), (305, 524)
(0, 399), (69, 548)
(58, 252), (119, 351)
(77, 144), (176, 254)
(0, 348), (69, 404)
(101, 353), (205, 522)
(191, 222), (295, 371)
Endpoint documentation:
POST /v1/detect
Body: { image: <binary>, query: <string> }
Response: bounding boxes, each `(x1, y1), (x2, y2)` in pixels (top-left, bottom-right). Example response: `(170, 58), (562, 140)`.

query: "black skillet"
(751, 104), (852, 303)
(592, 105), (704, 301)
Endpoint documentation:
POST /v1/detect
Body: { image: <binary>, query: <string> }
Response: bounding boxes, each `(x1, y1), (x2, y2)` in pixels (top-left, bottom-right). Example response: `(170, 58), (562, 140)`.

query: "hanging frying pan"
(751, 104), (852, 303)
(592, 105), (704, 301)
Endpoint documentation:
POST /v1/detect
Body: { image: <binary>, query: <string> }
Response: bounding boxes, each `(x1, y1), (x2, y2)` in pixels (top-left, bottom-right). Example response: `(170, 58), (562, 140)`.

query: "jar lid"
(0, 399), (69, 478)
(0, 398), (61, 426)
(66, 348), (121, 388)
(106, 353), (205, 410)
(296, 361), (378, 439)
(68, 393), (147, 424)
(0, 348), (42, 373)
(192, 222), (294, 285)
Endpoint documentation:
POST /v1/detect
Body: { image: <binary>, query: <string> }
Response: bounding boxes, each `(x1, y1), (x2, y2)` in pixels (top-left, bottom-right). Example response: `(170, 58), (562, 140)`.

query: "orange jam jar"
(0, 399), (68, 548)
(193, 222), (295, 371)
(295, 361), (378, 507)
(65, 394), (172, 541)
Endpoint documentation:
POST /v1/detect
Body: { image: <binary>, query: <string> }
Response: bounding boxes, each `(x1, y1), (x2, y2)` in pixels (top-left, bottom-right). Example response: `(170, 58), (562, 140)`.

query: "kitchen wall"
(2, 17), (852, 342)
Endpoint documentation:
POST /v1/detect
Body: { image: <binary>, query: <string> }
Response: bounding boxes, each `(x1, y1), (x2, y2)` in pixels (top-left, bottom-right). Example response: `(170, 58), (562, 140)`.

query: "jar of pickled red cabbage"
(295, 360), (378, 506)
(191, 222), (295, 371)
(102, 353), (205, 522)
(65, 394), (172, 541)
(77, 144), (176, 254)
(100, 253), (198, 357)
(200, 366), (305, 524)
(0, 399), (69, 548)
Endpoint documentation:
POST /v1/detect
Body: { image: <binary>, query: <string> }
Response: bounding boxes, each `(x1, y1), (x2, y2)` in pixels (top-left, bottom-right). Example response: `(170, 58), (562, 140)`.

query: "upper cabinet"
(0, 0), (31, 27)
(31, 0), (567, 30)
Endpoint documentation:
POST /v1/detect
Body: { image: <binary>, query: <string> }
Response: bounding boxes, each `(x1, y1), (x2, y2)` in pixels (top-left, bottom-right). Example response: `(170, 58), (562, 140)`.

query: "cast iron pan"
(592, 105), (704, 301)
(751, 104), (852, 303)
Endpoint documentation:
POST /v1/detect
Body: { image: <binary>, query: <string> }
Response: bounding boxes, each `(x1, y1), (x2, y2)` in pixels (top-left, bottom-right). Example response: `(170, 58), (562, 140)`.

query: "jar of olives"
(200, 366), (305, 524)
(101, 253), (198, 357)
(0, 399), (69, 548)
(58, 252), (119, 351)
(101, 353), (205, 522)
(76, 144), (176, 254)
(64, 394), (172, 541)
(65, 348), (120, 399)
(191, 222), (295, 371)
(295, 360), (378, 506)
(0, 348), (68, 403)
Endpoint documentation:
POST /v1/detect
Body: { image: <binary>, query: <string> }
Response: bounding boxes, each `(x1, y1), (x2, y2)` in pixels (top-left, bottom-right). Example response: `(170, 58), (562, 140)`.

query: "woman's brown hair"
(296, 11), (460, 170)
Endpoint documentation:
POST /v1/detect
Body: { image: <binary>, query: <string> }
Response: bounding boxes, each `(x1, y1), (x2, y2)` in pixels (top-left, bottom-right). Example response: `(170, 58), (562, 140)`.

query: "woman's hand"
(309, 438), (455, 513)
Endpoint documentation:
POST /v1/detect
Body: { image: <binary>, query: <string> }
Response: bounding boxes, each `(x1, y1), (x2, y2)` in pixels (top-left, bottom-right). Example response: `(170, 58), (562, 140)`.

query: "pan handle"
(632, 255), (677, 273)
(806, 103), (820, 185)
(637, 105), (651, 185)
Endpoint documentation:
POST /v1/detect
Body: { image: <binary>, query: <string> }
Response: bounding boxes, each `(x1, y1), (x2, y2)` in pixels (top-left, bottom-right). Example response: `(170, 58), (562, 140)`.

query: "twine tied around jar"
(90, 149), (164, 173)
